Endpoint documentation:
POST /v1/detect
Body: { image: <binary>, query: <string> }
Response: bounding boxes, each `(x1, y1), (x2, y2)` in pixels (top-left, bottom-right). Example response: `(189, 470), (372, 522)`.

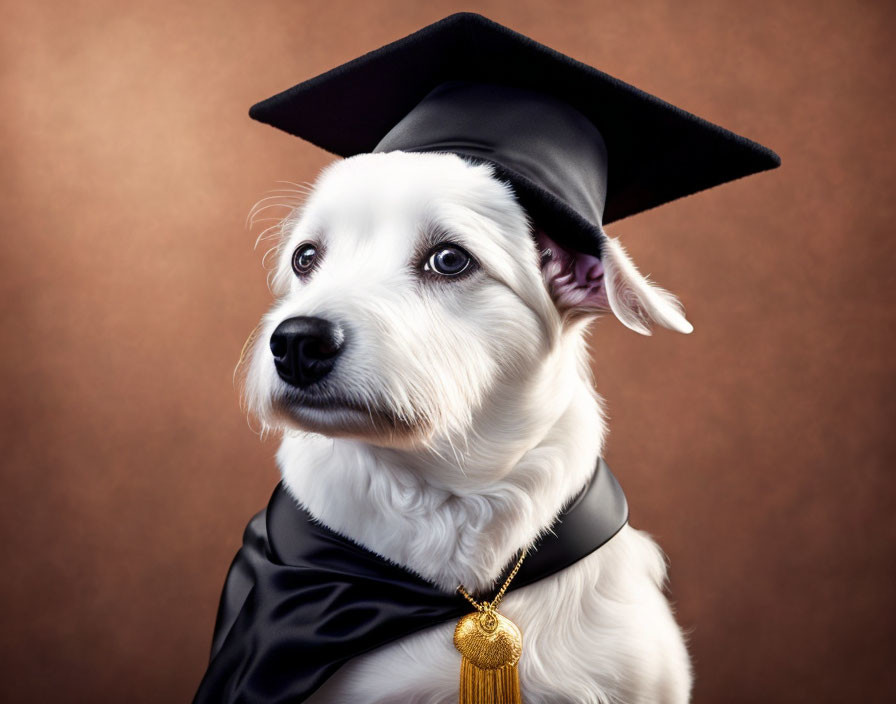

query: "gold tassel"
(460, 657), (522, 703)
(454, 548), (528, 704)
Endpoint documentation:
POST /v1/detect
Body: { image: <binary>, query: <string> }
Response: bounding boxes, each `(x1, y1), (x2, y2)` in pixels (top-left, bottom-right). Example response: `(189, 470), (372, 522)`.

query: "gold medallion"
(454, 608), (523, 670)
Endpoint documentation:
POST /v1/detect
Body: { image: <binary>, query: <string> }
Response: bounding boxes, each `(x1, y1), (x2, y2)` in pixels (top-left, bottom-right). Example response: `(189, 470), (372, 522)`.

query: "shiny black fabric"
(193, 456), (628, 704)
(372, 80), (611, 259)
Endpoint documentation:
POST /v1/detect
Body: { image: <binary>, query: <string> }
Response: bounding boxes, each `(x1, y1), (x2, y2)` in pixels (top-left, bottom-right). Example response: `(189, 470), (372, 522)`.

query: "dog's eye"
(424, 244), (474, 277)
(292, 243), (318, 276)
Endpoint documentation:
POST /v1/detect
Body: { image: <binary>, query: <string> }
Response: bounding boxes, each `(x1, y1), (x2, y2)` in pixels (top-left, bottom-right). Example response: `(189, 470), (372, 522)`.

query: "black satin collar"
(193, 456), (627, 704)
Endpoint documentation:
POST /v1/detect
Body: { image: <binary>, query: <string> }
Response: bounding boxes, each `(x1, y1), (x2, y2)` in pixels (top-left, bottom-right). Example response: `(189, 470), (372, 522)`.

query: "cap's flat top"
(249, 12), (781, 225)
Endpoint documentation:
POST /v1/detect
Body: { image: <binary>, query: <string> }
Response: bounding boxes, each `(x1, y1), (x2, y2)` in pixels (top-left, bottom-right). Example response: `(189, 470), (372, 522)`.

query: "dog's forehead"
(296, 152), (524, 250)
(316, 151), (500, 205)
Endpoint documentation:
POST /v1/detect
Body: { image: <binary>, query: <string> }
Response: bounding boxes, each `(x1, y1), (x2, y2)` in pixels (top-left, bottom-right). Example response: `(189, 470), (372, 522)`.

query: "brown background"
(2, 0), (894, 702)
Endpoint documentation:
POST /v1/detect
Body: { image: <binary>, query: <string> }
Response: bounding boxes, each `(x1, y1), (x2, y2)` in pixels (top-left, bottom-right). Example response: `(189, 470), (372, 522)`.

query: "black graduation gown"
(193, 456), (627, 703)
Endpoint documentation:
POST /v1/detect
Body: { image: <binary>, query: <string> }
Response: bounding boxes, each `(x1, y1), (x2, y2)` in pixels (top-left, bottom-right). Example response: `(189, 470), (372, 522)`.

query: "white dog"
(238, 149), (694, 703)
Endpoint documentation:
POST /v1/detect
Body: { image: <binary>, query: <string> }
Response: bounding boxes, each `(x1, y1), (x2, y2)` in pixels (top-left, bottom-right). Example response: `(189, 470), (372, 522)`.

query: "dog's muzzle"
(270, 316), (344, 388)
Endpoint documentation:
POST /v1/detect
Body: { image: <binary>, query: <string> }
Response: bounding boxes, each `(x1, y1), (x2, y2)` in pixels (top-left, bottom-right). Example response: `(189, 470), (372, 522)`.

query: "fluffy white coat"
(239, 151), (694, 703)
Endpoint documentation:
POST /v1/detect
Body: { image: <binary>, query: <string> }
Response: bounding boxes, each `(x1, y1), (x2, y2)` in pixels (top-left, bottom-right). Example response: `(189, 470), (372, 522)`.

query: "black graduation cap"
(249, 12), (781, 258)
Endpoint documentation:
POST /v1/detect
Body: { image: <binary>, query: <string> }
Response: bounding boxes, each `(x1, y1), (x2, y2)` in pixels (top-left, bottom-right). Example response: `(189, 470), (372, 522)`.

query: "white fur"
(237, 151), (694, 703)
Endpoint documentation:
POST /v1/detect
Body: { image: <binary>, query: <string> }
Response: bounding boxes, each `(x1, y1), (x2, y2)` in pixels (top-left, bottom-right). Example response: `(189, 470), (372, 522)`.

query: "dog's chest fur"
(277, 427), (692, 704)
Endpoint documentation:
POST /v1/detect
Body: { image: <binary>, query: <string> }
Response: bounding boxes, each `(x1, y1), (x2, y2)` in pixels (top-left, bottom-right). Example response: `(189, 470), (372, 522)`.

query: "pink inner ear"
(534, 227), (608, 310)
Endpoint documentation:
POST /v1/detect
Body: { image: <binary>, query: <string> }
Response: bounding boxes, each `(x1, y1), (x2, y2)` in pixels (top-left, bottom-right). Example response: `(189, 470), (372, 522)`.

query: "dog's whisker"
(250, 193), (307, 206)
(248, 193), (307, 210)
(249, 217), (291, 243)
(250, 216), (295, 225)
(261, 242), (289, 275)
(254, 223), (287, 252)
(264, 186), (313, 195)
(247, 196), (304, 223)
(248, 202), (304, 228)
(274, 179), (316, 192)
(254, 220), (284, 239)
(233, 321), (263, 388)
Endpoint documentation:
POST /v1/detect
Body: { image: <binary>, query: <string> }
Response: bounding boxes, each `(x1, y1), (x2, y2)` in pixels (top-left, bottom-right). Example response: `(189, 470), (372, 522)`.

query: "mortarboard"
(249, 12), (780, 259)
(248, 12), (780, 259)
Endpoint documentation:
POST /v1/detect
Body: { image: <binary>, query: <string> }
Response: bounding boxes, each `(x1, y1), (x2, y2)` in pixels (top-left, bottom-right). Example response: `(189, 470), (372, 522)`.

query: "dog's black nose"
(270, 316), (344, 388)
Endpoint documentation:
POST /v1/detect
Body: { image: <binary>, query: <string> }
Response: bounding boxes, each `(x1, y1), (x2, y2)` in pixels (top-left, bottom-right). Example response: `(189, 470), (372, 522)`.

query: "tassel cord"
(457, 546), (529, 613)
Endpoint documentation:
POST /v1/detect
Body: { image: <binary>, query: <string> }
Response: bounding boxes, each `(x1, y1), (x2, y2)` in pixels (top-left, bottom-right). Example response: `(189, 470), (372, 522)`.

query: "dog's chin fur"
(237, 151), (694, 702)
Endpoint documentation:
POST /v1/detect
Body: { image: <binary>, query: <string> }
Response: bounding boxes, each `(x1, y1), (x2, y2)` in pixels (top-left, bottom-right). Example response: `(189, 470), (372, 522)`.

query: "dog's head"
(238, 151), (692, 449)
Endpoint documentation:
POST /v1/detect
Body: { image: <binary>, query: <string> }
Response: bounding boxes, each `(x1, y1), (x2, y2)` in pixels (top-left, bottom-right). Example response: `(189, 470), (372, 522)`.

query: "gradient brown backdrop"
(3, 1), (894, 702)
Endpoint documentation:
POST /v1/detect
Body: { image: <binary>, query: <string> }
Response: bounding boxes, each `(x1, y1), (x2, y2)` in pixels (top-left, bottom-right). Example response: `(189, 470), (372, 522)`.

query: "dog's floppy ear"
(534, 227), (694, 335)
